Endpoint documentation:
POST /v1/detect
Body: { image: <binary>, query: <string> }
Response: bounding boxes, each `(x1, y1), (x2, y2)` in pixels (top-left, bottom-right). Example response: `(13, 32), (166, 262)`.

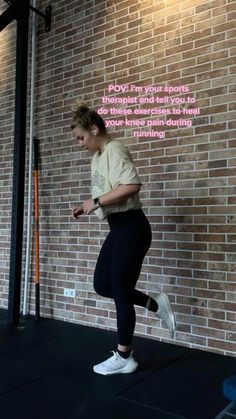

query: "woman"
(71, 102), (176, 376)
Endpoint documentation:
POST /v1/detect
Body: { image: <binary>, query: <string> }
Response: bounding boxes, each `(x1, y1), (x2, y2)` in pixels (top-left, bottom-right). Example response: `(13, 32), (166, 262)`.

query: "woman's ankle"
(146, 296), (158, 312)
(117, 344), (131, 352)
(117, 345), (132, 359)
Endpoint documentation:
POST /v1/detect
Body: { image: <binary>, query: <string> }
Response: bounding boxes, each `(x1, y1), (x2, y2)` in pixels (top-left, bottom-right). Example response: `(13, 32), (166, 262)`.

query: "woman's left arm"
(83, 184), (141, 215)
(99, 183), (141, 205)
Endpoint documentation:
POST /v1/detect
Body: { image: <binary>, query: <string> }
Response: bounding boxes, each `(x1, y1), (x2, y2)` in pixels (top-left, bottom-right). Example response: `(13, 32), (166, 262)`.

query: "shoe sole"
(93, 362), (139, 376)
(157, 292), (176, 334)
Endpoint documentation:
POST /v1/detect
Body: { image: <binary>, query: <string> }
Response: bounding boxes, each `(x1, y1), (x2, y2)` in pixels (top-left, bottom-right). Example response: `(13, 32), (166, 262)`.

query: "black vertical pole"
(33, 137), (40, 321)
(8, 0), (30, 325)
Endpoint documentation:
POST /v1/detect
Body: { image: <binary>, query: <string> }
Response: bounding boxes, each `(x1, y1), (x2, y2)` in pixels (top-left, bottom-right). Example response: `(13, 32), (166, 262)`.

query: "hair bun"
(71, 99), (107, 134)
(73, 100), (90, 114)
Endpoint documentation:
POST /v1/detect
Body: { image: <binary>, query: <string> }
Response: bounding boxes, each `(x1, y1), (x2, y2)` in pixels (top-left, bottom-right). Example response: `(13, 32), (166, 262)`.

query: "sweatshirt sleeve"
(107, 141), (142, 189)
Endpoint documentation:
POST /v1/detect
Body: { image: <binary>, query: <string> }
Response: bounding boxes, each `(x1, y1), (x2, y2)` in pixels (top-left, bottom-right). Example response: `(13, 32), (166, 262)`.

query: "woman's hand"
(72, 206), (84, 219)
(72, 198), (99, 219)
(82, 198), (98, 215)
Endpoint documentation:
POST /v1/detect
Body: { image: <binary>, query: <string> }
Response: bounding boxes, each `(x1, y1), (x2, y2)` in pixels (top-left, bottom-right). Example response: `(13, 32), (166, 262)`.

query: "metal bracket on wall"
(29, 4), (52, 32)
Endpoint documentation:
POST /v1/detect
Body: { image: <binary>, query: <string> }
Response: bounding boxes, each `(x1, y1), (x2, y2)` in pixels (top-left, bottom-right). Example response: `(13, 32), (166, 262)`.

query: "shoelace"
(111, 350), (131, 363)
(108, 351), (124, 365)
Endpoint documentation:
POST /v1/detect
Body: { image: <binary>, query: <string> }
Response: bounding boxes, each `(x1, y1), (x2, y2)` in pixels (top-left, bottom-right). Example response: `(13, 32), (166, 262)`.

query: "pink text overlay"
(98, 84), (200, 139)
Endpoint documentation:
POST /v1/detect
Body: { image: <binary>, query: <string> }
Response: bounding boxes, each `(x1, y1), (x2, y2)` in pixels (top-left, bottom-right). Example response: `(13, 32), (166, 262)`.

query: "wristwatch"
(93, 196), (102, 207)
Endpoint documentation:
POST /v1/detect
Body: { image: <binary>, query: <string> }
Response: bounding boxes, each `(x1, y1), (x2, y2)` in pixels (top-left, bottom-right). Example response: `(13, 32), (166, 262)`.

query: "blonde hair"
(71, 101), (107, 135)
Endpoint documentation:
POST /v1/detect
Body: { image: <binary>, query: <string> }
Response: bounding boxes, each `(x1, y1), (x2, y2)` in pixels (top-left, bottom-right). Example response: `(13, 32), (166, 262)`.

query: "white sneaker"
(156, 292), (176, 336)
(93, 350), (139, 376)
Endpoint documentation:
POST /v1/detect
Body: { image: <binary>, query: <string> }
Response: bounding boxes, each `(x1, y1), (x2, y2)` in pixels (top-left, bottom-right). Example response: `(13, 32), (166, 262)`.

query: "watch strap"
(93, 196), (101, 207)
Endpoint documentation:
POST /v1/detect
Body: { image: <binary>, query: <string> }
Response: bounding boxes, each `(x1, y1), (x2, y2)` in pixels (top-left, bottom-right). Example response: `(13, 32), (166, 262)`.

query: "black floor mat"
(118, 349), (236, 419)
(0, 309), (234, 419)
(0, 373), (181, 419)
(0, 311), (79, 355)
(0, 316), (188, 396)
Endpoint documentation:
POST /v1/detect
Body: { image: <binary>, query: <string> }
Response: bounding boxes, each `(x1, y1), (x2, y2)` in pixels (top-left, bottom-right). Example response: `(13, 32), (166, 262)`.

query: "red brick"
(195, 32), (226, 48)
(214, 20), (236, 34)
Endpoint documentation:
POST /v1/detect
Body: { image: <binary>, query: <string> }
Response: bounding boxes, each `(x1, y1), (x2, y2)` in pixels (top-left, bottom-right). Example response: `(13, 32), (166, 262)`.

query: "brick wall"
(0, 0), (236, 356)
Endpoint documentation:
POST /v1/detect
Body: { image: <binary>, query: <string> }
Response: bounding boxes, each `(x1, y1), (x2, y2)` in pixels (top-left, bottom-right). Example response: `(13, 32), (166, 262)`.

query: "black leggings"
(93, 208), (152, 346)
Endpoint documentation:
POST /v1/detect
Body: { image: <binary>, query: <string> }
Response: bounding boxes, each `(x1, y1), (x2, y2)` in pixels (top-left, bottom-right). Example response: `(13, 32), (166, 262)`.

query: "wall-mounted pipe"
(22, 0), (37, 316)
